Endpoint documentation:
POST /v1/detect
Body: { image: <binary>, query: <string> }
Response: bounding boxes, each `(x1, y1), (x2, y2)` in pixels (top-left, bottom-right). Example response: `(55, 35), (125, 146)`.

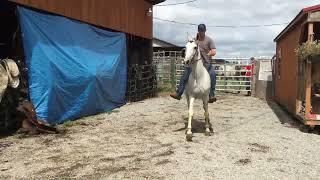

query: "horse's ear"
(186, 33), (188, 42)
(187, 32), (195, 42)
(187, 32), (191, 42)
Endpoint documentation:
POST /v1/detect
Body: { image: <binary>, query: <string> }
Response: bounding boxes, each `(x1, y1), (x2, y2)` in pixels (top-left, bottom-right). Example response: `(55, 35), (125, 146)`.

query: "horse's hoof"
(186, 134), (193, 141)
(205, 131), (211, 136)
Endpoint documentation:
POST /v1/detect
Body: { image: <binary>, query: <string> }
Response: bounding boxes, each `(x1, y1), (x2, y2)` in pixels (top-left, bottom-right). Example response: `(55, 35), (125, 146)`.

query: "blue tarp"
(18, 7), (127, 124)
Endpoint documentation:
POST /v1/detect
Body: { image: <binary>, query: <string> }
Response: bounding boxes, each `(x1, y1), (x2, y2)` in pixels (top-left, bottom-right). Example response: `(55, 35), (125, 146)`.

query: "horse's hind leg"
(186, 97), (194, 141)
(203, 97), (212, 136)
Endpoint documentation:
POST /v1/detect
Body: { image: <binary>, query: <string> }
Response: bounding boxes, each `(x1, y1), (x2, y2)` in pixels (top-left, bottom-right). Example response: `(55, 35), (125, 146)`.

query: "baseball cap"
(198, 24), (206, 32)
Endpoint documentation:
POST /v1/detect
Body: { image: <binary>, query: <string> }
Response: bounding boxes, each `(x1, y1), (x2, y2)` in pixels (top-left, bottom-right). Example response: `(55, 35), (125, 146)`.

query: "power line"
(154, 17), (289, 28)
(154, 17), (198, 26)
(155, 0), (198, 6)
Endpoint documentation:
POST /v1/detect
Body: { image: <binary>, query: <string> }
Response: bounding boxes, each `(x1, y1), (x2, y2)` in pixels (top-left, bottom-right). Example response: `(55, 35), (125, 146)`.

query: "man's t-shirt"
(197, 35), (216, 64)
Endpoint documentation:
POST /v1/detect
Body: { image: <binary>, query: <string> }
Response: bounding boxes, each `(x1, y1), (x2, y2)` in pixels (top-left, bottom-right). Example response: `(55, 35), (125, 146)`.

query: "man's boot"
(170, 93), (181, 100)
(208, 96), (217, 103)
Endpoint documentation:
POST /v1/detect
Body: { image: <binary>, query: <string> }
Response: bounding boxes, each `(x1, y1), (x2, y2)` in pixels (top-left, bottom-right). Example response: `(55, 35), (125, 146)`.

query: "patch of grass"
(104, 109), (120, 115)
(157, 85), (175, 93)
(59, 109), (120, 128)
(62, 120), (77, 128)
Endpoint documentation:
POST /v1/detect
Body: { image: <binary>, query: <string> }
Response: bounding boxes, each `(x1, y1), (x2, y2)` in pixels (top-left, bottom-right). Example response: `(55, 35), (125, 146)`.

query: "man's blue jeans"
(176, 63), (216, 97)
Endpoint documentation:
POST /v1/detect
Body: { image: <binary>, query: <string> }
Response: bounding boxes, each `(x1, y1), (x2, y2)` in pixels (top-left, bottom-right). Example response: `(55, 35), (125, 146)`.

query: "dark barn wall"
(0, 1), (19, 58)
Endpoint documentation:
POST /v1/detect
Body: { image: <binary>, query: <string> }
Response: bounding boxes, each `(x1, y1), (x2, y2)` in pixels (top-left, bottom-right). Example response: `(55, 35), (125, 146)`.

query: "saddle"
(0, 58), (58, 134)
(16, 101), (59, 134)
(0, 58), (20, 103)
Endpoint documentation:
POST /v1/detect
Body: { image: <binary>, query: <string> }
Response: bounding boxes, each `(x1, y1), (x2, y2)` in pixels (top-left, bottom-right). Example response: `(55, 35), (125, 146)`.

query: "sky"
(153, 0), (320, 58)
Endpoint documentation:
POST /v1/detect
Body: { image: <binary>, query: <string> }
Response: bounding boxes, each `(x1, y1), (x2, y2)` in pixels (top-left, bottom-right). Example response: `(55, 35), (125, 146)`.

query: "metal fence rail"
(153, 51), (183, 91)
(153, 50), (255, 93)
(213, 59), (252, 93)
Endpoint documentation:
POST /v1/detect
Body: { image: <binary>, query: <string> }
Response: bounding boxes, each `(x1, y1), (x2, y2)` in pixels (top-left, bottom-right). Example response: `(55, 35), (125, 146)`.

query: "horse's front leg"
(185, 95), (190, 125)
(203, 96), (212, 136)
(186, 97), (195, 141)
(186, 94), (190, 111)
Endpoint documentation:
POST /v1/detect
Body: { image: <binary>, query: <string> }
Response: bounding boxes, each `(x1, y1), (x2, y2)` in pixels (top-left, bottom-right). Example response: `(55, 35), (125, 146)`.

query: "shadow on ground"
(173, 117), (212, 134)
(266, 100), (320, 135)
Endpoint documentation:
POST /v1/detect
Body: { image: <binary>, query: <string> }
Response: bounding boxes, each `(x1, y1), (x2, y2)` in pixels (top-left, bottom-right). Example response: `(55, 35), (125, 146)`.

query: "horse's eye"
(194, 47), (197, 49)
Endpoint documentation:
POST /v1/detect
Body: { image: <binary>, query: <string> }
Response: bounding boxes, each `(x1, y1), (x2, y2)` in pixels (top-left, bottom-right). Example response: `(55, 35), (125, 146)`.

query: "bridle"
(183, 41), (202, 65)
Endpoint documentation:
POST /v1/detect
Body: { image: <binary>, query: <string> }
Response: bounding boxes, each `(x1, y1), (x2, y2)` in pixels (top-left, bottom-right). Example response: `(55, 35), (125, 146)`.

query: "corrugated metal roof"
(153, 38), (178, 47)
(303, 4), (320, 13)
(274, 4), (320, 42)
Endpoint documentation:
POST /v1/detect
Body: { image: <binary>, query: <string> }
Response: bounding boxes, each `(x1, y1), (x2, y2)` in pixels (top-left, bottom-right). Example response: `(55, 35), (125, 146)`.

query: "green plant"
(157, 86), (175, 93)
(295, 40), (320, 60)
(62, 120), (75, 127)
(104, 109), (120, 115)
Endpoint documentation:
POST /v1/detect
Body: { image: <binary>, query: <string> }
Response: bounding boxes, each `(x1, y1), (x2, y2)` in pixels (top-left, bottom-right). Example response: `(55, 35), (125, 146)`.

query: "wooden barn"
(2, 0), (165, 63)
(0, 0), (165, 125)
(274, 4), (320, 128)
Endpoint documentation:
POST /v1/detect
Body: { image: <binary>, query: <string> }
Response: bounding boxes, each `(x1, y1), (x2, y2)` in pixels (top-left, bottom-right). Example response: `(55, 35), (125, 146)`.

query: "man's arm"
(207, 37), (216, 57)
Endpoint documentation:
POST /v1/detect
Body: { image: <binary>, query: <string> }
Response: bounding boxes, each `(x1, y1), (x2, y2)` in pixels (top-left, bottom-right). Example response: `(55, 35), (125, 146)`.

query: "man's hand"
(207, 49), (216, 57)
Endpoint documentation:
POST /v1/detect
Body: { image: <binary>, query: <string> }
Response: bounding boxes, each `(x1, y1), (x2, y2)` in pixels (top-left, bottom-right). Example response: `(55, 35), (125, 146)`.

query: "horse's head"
(182, 39), (201, 64)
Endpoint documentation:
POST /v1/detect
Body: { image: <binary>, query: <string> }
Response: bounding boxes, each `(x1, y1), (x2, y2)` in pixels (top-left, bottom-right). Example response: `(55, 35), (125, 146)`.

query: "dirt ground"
(1, 94), (320, 179)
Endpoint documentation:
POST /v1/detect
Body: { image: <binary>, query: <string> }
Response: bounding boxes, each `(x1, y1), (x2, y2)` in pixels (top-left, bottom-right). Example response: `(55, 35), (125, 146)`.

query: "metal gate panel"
(153, 51), (256, 94)
(212, 59), (253, 93)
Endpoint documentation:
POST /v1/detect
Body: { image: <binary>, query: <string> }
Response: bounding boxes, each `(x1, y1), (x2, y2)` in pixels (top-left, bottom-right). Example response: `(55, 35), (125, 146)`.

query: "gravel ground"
(1, 94), (320, 179)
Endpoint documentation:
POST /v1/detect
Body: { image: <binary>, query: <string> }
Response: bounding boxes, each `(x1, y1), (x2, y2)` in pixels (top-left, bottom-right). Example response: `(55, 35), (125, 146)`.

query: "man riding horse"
(170, 24), (217, 103)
